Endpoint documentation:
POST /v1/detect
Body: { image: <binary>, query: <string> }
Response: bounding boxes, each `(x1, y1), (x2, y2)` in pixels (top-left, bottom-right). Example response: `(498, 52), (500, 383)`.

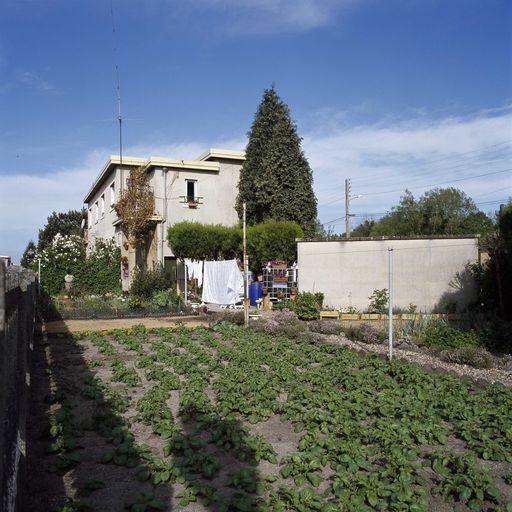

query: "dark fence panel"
(0, 263), (36, 512)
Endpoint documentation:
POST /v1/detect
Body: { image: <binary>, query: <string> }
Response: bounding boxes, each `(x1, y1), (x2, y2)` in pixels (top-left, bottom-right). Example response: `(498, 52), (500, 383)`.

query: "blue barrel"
(249, 282), (261, 306)
(256, 282), (263, 300)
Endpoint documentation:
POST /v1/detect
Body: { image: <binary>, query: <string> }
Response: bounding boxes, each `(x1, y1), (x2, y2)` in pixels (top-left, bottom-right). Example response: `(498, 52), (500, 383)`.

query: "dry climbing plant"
(114, 166), (155, 247)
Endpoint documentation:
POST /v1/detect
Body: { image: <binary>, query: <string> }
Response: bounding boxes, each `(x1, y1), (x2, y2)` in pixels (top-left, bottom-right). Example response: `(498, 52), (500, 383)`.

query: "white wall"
(86, 168), (120, 250)
(297, 238), (480, 312)
(86, 158), (242, 263)
(156, 161), (241, 260)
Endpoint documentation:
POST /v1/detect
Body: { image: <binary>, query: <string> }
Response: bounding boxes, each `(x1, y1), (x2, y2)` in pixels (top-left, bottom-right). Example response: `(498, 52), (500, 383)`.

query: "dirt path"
(38, 315), (209, 334)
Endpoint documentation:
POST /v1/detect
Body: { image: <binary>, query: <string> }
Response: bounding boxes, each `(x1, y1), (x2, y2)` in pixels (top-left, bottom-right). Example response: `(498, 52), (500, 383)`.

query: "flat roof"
(83, 152), (231, 204)
(84, 156), (145, 204)
(297, 235), (481, 242)
(197, 148), (246, 162)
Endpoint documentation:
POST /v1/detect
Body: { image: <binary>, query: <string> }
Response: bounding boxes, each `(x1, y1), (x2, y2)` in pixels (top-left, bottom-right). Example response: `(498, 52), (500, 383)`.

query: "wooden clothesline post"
(243, 202), (249, 328)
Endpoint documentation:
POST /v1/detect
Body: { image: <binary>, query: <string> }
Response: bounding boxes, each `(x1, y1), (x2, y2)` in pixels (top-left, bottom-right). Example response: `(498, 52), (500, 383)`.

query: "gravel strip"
(326, 334), (512, 387)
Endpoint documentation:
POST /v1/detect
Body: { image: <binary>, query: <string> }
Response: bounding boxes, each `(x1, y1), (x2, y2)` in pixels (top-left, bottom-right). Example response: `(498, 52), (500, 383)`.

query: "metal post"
(184, 264), (188, 305)
(0, 260), (5, 334)
(388, 248), (393, 361)
(243, 202), (249, 328)
(38, 258), (41, 295)
(345, 178), (350, 239)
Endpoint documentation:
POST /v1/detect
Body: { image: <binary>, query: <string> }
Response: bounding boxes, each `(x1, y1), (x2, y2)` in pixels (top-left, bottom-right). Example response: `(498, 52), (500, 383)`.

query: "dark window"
(186, 180), (196, 201)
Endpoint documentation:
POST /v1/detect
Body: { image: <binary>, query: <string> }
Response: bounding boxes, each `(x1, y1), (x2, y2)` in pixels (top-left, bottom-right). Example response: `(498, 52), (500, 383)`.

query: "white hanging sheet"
(193, 260), (204, 288)
(202, 260), (243, 305)
(184, 259), (204, 288)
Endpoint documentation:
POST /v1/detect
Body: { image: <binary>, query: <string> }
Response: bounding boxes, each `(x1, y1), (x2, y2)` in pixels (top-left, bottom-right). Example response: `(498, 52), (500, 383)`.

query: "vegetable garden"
(27, 323), (512, 511)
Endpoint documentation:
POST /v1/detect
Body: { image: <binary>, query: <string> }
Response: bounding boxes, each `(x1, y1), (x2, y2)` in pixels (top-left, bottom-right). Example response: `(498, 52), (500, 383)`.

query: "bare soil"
(37, 315), (209, 334)
(25, 323), (512, 512)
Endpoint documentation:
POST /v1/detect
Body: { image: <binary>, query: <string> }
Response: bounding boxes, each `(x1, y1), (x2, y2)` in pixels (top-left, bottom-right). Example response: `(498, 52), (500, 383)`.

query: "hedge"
(167, 220), (303, 271)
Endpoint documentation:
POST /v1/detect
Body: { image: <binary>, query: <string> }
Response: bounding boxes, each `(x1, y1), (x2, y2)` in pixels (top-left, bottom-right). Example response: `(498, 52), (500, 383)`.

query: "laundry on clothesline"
(183, 259), (204, 288)
(202, 259), (243, 305)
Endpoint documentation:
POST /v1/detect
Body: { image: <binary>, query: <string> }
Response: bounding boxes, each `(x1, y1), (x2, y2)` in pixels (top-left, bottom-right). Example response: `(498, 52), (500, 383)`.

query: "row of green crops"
(48, 325), (512, 512)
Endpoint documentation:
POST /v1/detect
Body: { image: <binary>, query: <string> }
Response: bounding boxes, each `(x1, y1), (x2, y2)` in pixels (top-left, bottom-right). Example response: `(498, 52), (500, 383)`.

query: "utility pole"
(243, 202), (249, 328)
(345, 178), (350, 239)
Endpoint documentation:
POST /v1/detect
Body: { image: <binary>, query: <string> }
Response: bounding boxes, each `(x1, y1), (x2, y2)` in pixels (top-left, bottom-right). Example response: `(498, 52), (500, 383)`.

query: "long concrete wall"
(0, 263), (36, 512)
(297, 237), (480, 312)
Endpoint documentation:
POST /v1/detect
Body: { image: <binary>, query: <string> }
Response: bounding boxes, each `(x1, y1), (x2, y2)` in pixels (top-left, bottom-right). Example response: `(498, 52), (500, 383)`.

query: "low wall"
(0, 263), (36, 512)
(298, 237), (480, 312)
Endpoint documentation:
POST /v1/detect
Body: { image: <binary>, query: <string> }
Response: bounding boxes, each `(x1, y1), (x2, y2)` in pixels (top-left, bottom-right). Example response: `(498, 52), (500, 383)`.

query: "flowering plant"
(37, 233), (86, 268)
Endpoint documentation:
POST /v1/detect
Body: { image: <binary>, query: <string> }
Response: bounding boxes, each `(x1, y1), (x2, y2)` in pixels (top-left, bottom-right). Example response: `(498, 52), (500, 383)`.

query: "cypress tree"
(236, 87), (317, 235)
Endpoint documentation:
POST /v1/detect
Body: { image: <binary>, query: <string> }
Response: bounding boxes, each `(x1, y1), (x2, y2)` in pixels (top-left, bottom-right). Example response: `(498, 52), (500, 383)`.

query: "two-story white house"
(83, 148), (245, 289)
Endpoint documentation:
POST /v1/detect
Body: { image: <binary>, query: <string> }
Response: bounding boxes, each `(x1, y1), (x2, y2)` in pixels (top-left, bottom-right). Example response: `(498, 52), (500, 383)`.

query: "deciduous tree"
(360, 188), (493, 237)
(114, 166), (155, 247)
(37, 210), (85, 251)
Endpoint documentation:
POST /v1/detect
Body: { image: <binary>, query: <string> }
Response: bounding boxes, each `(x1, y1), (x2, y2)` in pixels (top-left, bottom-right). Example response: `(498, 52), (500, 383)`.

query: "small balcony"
(179, 196), (204, 209)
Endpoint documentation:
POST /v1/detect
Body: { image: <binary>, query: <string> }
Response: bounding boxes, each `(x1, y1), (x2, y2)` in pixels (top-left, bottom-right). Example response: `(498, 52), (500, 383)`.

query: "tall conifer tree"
(236, 87), (317, 235)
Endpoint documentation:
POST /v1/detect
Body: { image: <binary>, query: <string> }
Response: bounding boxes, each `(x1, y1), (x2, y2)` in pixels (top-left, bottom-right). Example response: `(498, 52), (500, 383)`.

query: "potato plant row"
(42, 324), (512, 512)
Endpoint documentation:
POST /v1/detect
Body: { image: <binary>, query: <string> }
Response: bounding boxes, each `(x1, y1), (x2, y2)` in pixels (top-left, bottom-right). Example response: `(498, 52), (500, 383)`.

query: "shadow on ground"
(25, 329), (174, 511)
(25, 325), (269, 511)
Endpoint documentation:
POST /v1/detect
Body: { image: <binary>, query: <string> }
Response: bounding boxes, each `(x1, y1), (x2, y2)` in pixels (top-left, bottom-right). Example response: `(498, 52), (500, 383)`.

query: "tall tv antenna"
(110, 0), (123, 173)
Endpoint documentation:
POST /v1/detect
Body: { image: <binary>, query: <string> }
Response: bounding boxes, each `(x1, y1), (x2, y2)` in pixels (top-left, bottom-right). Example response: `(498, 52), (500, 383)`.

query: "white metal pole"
(243, 202), (249, 328)
(38, 258), (41, 295)
(345, 178), (350, 239)
(184, 263), (188, 305)
(388, 248), (393, 361)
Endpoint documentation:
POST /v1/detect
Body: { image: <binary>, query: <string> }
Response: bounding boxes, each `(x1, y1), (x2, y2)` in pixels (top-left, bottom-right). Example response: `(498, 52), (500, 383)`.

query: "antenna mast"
(110, 0), (123, 176)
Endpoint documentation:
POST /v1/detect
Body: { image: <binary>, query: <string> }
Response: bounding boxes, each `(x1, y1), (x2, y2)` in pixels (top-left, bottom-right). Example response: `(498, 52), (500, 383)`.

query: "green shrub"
(37, 235), (120, 296)
(247, 220), (303, 271)
(395, 315), (444, 341)
(127, 296), (150, 309)
(276, 292), (322, 320)
(313, 292), (324, 309)
(167, 222), (241, 261)
(291, 292), (321, 320)
(440, 347), (494, 369)
(75, 238), (121, 295)
(421, 323), (479, 349)
(478, 319), (512, 353)
(167, 220), (303, 273)
(130, 267), (169, 300)
(368, 288), (388, 312)
(151, 289), (179, 308)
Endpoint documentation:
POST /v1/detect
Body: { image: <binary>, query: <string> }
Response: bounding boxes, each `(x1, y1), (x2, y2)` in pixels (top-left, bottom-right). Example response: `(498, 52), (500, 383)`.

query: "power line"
(314, 142), (511, 199)
(317, 162), (512, 207)
(361, 168), (512, 197)
(321, 198), (508, 226)
(352, 156), (511, 190)
(319, 168), (512, 206)
(349, 141), (512, 185)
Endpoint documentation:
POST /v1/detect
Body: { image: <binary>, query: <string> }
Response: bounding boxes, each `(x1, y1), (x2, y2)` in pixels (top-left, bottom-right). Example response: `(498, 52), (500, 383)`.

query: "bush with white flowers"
(37, 234), (120, 296)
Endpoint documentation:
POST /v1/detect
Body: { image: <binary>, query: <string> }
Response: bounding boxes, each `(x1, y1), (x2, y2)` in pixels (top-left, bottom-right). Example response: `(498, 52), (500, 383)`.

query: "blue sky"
(1, 0), (511, 262)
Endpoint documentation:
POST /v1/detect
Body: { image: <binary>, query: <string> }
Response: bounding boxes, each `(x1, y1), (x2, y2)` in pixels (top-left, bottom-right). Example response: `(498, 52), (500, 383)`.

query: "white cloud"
(305, 108), (512, 229)
(0, 139), (246, 263)
(174, 0), (360, 34)
(0, 150), (105, 261)
(16, 71), (57, 93)
(2, 106), (511, 262)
